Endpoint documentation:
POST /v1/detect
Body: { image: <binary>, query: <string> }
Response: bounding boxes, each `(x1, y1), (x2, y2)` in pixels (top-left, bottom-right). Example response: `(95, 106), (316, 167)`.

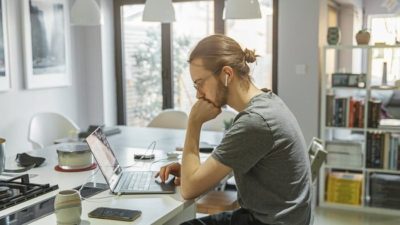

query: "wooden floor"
(314, 207), (400, 225)
(197, 206), (400, 225)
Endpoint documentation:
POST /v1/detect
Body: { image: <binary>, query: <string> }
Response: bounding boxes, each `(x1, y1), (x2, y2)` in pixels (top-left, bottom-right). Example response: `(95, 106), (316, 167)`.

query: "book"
(370, 173), (400, 209)
(379, 119), (400, 129)
(368, 99), (382, 128)
(326, 141), (363, 168)
(326, 94), (335, 126)
(327, 172), (363, 205)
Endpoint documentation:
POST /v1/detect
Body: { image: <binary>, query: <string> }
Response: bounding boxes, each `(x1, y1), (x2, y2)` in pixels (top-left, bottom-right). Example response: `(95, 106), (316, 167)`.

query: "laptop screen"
(86, 128), (122, 183)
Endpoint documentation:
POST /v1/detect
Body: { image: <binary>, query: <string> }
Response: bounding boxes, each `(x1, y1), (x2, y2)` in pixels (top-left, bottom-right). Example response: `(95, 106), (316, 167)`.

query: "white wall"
(74, 0), (117, 127)
(0, 0), (117, 155)
(278, 0), (327, 144)
(100, 0), (117, 126)
(76, 26), (104, 127)
(337, 4), (363, 72)
(0, 0), (85, 155)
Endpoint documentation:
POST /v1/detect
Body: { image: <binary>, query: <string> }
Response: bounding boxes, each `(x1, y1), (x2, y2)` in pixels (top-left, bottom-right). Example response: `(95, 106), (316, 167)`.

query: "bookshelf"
(320, 45), (400, 214)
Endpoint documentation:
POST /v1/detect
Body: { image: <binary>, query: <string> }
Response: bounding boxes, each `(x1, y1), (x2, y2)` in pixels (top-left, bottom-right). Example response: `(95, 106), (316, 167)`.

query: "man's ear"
(221, 66), (233, 85)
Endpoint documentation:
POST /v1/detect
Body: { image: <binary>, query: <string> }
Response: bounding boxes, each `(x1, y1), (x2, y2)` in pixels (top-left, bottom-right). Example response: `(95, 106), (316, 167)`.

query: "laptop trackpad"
(154, 177), (176, 192)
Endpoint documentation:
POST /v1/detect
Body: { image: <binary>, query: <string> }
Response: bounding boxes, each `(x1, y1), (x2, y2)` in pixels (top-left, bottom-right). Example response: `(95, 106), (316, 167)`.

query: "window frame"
(114, 0), (278, 125)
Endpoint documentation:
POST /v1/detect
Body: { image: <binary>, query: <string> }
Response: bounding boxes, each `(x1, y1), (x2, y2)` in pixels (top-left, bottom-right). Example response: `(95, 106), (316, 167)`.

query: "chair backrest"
(147, 109), (188, 129)
(202, 110), (237, 132)
(308, 137), (327, 183)
(28, 112), (80, 149)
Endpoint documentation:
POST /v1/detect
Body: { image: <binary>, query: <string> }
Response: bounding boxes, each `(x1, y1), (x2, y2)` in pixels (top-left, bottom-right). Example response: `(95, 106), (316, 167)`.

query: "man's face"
(189, 58), (228, 108)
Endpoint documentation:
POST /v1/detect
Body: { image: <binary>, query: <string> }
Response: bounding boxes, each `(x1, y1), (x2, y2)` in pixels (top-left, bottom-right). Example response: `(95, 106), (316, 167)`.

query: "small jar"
(54, 189), (82, 225)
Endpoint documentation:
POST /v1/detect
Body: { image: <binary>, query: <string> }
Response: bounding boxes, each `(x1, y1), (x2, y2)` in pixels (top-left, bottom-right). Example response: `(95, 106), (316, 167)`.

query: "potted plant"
(356, 29), (371, 45)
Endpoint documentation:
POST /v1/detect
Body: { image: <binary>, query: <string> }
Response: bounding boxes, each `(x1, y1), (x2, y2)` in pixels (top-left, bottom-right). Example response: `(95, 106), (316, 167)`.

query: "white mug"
(54, 189), (82, 225)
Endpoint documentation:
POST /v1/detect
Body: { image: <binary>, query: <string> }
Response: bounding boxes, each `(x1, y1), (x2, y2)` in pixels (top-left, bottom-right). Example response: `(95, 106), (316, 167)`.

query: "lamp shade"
(70, 0), (101, 26)
(143, 0), (175, 23)
(224, 0), (262, 19)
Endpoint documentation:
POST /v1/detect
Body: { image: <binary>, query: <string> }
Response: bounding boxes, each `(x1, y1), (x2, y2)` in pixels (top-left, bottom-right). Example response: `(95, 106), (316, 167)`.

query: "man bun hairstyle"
(189, 34), (259, 89)
(243, 48), (258, 63)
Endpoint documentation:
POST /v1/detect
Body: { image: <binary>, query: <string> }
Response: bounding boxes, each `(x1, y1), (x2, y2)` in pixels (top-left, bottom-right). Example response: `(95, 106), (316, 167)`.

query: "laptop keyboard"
(118, 171), (153, 191)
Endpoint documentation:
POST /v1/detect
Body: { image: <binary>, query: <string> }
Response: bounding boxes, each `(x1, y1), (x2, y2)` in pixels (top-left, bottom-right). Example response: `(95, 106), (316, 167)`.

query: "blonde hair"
(188, 34), (258, 86)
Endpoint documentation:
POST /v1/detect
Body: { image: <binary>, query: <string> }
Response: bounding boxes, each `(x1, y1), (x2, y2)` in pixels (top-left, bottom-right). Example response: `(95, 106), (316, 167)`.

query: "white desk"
(0, 126), (223, 225)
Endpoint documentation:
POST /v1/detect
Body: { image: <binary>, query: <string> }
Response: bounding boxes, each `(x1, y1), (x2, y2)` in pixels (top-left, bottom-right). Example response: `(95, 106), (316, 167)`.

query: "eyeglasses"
(193, 74), (214, 90)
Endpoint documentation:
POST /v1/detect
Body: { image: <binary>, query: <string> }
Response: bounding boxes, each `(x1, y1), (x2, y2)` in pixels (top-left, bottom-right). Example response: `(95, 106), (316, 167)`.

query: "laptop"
(86, 128), (175, 194)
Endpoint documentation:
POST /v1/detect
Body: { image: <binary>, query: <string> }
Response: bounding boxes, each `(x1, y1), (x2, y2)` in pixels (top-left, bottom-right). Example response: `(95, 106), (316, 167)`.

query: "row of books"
(325, 95), (383, 128)
(379, 119), (400, 129)
(369, 173), (400, 209)
(326, 172), (363, 205)
(366, 132), (400, 170)
(326, 141), (363, 168)
(326, 96), (364, 127)
(368, 99), (382, 128)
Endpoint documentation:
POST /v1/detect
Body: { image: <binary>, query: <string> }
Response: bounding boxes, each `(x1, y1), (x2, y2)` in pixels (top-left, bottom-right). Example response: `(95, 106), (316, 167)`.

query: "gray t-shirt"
(212, 90), (311, 225)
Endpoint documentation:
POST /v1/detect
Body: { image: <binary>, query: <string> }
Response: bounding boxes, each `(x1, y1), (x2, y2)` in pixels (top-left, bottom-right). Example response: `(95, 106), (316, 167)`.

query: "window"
(173, 1), (214, 113)
(369, 15), (400, 86)
(225, 0), (273, 89)
(121, 5), (162, 126)
(115, 0), (277, 126)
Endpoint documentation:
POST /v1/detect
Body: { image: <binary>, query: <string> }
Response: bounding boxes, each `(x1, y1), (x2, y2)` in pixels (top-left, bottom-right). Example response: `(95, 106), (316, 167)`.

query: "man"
(157, 34), (311, 225)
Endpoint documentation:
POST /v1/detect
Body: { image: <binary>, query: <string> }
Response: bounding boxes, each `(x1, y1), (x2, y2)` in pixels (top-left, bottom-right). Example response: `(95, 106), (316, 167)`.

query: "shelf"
(325, 126), (400, 132)
(328, 87), (366, 91)
(325, 44), (400, 50)
(320, 202), (400, 215)
(321, 44), (400, 214)
(325, 126), (365, 132)
(325, 45), (371, 50)
(370, 86), (398, 90)
(367, 128), (400, 132)
(324, 165), (364, 172)
(365, 168), (400, 174)
(320, 202), (363, 210)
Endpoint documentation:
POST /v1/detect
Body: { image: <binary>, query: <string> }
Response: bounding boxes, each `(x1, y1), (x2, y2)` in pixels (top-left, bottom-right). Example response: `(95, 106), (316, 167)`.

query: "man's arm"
(180, 120), (232, 200)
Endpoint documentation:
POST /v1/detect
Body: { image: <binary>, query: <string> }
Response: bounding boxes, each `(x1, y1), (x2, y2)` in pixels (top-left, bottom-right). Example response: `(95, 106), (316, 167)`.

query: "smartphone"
(88, 207), (141, 222)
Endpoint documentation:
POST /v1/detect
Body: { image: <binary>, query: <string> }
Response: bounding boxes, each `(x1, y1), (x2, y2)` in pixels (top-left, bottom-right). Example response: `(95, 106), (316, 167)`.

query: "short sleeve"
(211, 112), (274, 173)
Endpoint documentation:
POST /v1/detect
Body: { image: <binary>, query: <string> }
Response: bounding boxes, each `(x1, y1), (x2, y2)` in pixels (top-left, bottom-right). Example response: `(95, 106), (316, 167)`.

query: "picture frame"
(347, 74), (359, 87)
(332, 73), (366, 88)
(331, 73), (348, 87)
(22, 0), (71, 89)
(0, 0), (10, 92)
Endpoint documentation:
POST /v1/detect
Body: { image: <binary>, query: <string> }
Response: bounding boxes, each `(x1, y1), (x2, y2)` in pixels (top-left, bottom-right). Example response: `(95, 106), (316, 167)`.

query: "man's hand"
(189, 99), (221, 125)
(155, 162), (181, 186)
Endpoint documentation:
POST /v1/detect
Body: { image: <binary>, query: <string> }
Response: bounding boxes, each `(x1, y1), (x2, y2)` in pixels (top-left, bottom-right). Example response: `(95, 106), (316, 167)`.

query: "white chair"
(147, 109), (188, 129)
(28, 112), (80, 149)
(308, 137), (327, 225)
(202, 110), (237, 132)
(308, 137), (327, 183)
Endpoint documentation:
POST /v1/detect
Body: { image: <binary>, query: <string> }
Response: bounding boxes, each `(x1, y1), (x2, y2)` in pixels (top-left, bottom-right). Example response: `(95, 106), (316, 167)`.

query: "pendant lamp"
(143, 0), (175, 23)
(224, 0), (262, 19)
(70, 0), (101, 26)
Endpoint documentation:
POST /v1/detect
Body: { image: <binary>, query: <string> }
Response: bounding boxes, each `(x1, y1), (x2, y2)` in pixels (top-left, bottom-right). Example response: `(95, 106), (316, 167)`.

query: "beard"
(215, 80), (228, 107)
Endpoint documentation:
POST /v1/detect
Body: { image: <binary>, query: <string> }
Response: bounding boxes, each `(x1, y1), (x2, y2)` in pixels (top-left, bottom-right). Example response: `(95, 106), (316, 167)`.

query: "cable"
(121, 140), (158, 169)
(78, 169), (116, 201)
(78, 140), (176, 202)
(78, 168), (100, 195)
